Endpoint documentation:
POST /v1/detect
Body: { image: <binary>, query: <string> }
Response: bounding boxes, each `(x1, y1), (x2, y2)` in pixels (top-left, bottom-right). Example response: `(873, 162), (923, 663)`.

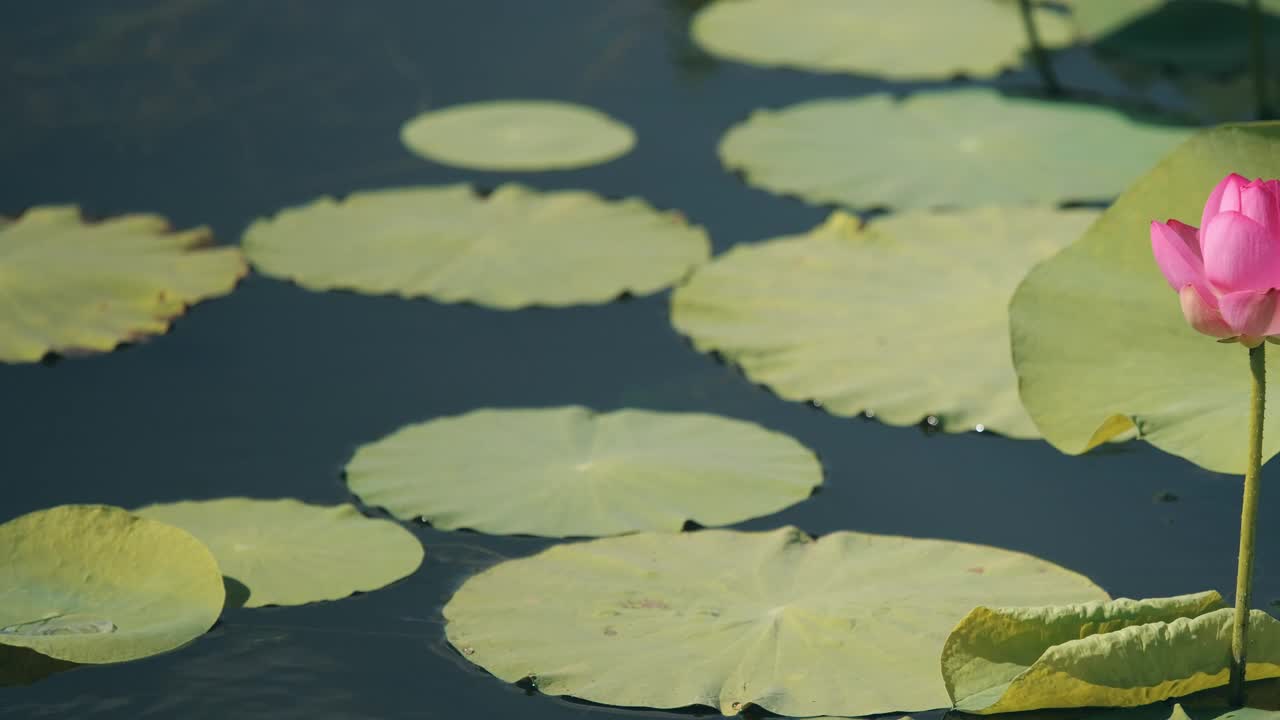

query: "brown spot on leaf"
(966, 566), (985, 575)
(621, 598), (670, 610)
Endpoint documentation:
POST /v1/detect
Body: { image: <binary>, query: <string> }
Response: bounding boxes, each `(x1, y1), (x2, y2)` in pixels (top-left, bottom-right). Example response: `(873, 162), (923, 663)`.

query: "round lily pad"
(692, 0), (1073, 80)
(242, 184), (710, 309)
(719, 89), (1192, 210)
(399, 100), (635, 171)
(671, 207), (1100, 438)
(1011, 123), (1280, 474)
(0, 206), (247, 363)
(0, 505), (224, 665)
(443, 526), (1108, 717)
(345, 406), (821, 537)
(135, 499), (423, 608)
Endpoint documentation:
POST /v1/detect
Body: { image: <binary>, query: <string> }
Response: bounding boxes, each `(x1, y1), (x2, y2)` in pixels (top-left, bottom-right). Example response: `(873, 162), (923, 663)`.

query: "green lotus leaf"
(399, 100), (634, 171)
(671, 207), (1099, 437)
(0, 206), (247, 363)
(135, 498), (423, 608)
(718, 89), (1192, 211)
(692, 0), (1072, 80)
(1065, 0), (1280, 75)
(444, 526), (1108, 717)
(242, 184), (710, 309)
(0, 505), (224, 669)
(1010, 123), (1280, 474)
(944, 591), (1280, 713)
(345, 406), (821, 537)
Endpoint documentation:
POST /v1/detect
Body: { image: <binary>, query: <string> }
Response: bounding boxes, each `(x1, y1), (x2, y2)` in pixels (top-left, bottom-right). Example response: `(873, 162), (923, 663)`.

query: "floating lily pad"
(0, 206), (247, 363)
(399, 100), (635, 171)
(0, 505), (224, 668)
(243, 184), (710, 309)
(719, 89), (1192, 210)
(345, 406), (821, 537)
(671, 207), (1099, 437)
(943, 591), (1280, 713)
(1011, 123), (1280, 474)
(692, 0), (1073, 80)
(444, 526), (1108, 717)
(135, 499), (423, 608)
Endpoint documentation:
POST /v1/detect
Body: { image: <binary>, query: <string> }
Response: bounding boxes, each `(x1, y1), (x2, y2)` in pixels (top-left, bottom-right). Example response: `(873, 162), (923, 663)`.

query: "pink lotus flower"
(1151, 173), (1280, 347)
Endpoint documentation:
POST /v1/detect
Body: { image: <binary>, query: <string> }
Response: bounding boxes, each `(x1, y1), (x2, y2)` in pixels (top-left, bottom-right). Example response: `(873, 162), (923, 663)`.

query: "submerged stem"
(1230, 342), (1266, 705)
(1250, 0), (1274, 119)
(1018, 0), (1061, 96)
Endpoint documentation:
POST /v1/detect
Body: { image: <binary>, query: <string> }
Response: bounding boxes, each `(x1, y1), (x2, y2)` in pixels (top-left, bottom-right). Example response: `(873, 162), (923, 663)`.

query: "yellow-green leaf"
(243, 184), (710, 309)
(0, 206), (246, 363)
(692, 0), (1072, 80)
(345, 406), (821, 537)
(1010, 123), (1280, 474)
(671, 207), (1099, 437)
(943, 592), (1280, 713)
(445, 526), (1107, 717)
(135, 498), (423, 608)
(718, 89), (1191, 211)
(399, 100), (634, 171)
(0, 505), (224, 667)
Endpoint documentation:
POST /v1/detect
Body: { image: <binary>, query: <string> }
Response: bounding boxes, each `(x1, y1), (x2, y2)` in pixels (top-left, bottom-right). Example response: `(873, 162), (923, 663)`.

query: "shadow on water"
(0, 646), (79, 688)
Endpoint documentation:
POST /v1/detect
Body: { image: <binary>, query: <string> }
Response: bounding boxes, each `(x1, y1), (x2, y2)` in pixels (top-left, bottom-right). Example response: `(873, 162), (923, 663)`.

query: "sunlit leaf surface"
(719, 89), (1191, 210)
(243, 184), (710, 309)
(400, 100), (635, 171)
(1011, 123), (1280, 474)
(0, 505), (223, 669)
(346, 406), (820, 537)
(672, 207), (1099, 437)
(136, 498), (423, 608)
(0, 206), (246, 363)
(693, 0), (1072, 80)
(945, 592), (1280, 713)
(444, 526), (1107, 717)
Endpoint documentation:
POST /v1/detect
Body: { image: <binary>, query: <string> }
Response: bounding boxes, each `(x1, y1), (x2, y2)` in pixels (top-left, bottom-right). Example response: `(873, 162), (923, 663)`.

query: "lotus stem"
(1018, 0), (1061, 96)
(1250, 0), (1274, 119)
(1230, 342), (1266, 705)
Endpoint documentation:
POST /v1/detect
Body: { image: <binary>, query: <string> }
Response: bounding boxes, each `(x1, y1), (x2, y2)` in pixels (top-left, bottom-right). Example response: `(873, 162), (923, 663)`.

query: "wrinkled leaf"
(136, 498), (423, 608)
(0, 206), (246, 363)
(944, 591), (1280, 713)
(445, 526), (1107, 717)
(671, 207), (1099, 437)
(400, 100), (634, 171)
(346, 406), (821, 537)
(1011, 123), (1280, 474)
(719, 89), (1191, 210)
(693, 0), (1072, 80)
(243, 184), (710, 309)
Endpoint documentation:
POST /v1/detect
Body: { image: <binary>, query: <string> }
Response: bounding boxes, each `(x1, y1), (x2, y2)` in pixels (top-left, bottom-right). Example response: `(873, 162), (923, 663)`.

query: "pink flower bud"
(1152, 173), (1280, 347)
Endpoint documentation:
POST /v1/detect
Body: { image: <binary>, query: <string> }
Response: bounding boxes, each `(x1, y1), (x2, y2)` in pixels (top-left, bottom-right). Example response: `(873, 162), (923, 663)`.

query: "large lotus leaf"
(1066, 0), (1280, 75)
(0, 505), (224, 666)
(345, 406), (821, 537)
(692, 0), (1072, 80)
(399, 100), (635, 171)
(443, 526), (1108, 717)
(944, 592), (1280, 713)
(1010, 123), (1280, 474)
(242, 184), (710, 309)
(719, 89), (1192, 210)
(135, 499), (423, 608)
(671, 207), (1099, 437)
(0, 206), (246, 363)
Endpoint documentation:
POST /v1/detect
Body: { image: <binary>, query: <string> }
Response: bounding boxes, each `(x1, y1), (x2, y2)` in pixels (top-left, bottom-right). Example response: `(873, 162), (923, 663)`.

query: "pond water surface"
(1, 2), (1274, 718)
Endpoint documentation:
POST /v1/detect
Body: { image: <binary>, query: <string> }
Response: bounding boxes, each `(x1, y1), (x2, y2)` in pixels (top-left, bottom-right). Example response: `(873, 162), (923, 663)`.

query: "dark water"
(1, 2), (1275, 718)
